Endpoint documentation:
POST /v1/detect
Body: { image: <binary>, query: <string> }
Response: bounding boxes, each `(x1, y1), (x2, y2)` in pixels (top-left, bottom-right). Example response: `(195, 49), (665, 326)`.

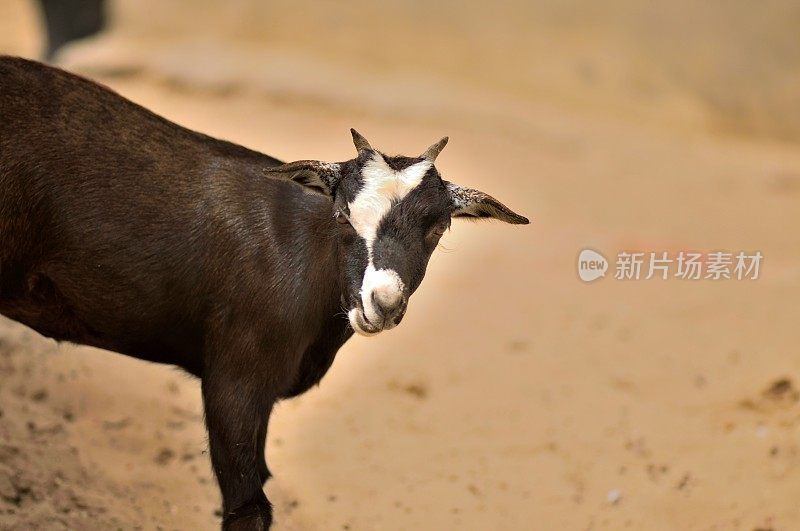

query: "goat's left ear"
(263, 161), (342, 195)
(446, 181), (530, 224)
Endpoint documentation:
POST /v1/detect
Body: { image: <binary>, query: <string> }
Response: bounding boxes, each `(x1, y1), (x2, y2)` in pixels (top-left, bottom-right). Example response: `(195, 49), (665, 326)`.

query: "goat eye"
(335, 210), (351, 225)
(431, 222), (449, 237)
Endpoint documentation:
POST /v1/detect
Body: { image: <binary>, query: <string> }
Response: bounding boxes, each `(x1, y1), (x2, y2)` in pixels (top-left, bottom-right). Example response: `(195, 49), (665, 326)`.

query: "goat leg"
(203, 373), (274, 530)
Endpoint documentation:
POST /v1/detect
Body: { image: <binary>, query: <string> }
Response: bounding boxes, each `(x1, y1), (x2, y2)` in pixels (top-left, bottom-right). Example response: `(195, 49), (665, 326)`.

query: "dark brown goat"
(0, 56), (528, 529)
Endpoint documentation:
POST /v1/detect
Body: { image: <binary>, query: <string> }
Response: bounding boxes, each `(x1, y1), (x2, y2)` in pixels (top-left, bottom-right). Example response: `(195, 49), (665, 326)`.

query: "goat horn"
(422, 136), (449, 162)
(350, 128), (373, 155)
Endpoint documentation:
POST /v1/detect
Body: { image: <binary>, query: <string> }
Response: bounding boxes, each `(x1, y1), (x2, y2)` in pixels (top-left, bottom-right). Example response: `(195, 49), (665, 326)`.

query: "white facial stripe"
(347, 153), (428, 334)
(348, 154), (432, 254)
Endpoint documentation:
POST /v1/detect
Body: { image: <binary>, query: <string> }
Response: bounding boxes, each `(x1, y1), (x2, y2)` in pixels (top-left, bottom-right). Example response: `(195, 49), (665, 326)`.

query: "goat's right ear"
(263, 161), (342, 195)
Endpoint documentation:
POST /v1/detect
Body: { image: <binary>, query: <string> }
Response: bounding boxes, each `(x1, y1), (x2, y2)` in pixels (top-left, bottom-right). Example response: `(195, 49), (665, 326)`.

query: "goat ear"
(350, 128), (374, 156)
(263, 161), (342, 195)
(446, 181), (529, 224)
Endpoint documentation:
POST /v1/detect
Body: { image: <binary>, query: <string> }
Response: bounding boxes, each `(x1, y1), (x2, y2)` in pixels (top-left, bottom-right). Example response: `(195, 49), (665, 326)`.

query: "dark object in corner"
(38, 0), (106, 60)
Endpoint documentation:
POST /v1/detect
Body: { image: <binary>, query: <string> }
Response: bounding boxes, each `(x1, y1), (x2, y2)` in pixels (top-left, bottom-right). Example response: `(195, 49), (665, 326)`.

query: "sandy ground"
(2, 1), (800, 530)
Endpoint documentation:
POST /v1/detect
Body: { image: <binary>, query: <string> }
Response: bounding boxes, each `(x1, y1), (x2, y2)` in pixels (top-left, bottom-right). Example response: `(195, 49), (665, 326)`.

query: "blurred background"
(1, 1), (799, 529)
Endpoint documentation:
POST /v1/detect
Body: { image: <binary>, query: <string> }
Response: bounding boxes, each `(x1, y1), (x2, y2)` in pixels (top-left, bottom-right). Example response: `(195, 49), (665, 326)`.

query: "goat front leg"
(203, 373), (274, 530)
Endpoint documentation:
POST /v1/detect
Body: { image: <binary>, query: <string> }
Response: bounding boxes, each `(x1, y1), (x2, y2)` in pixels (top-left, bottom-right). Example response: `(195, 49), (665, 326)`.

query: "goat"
(0, 56), (528, 530)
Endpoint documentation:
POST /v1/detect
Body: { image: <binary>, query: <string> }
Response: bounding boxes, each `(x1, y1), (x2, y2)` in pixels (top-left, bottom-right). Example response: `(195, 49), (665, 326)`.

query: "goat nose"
(371, 288), (404, 322)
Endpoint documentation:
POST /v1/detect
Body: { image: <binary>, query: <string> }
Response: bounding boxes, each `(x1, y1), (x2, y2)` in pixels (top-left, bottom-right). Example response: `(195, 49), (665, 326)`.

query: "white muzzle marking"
(348, 266), (405, 336)
(361, 265), (404, 324)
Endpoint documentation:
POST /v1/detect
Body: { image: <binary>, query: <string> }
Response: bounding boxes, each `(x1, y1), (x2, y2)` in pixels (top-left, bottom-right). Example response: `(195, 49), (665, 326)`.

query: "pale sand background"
(1, 1), (800, 529)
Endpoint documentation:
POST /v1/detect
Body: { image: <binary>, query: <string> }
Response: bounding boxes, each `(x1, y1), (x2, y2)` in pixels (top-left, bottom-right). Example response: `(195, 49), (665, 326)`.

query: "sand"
(2, 1), (800, 529)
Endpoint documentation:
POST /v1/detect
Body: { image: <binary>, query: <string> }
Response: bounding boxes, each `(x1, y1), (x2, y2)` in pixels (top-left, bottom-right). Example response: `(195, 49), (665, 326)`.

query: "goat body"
(0, 56), (351, 528)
